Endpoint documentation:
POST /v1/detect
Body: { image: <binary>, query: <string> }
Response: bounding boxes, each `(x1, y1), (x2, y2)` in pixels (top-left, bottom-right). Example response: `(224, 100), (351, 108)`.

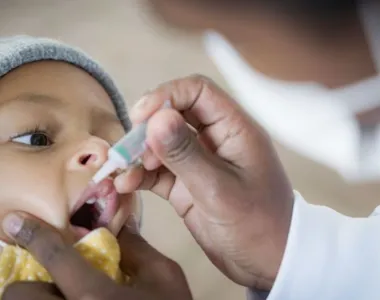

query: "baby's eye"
(11, 132), (52, 147)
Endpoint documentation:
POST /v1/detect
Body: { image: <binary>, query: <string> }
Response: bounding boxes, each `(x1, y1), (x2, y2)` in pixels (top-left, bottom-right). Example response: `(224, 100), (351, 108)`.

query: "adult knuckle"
(165, 128), (196, 164)
(185, 74), (214, 96)
(14, 219), (41, 248)
(28, 228), (67, 268)
(16, 219), (65, 260)
(188, 74), (213, 85)
(166, 259), (183, 275)
(12, 220), (68, 269)
(39, 240), (68, 267)
(156, 80), (178, 97)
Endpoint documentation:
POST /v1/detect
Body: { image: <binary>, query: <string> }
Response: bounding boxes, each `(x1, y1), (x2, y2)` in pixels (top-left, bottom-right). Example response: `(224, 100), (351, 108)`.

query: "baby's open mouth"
(70, 178), (119, 238)
(70, 202), (100, 231)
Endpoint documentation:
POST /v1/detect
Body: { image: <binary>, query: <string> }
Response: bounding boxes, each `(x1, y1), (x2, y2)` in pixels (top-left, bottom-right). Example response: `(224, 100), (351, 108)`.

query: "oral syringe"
(91, 121), (147, 185)
(88, 100), (172, 191)
(91, 100), (171, 185)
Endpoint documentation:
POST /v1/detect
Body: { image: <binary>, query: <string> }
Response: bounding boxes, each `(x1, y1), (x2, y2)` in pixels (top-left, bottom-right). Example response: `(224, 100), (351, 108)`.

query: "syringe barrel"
(112, 122), (147, 165)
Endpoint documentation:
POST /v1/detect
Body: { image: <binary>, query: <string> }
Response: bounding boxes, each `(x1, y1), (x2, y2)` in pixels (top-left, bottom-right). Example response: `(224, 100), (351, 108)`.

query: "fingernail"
(162, 100), (172, 109)
(131, 97), (172, 120)
(2, 214), (24, 237)
(125, 214), (139, 234)
(131, 96), (151, 116)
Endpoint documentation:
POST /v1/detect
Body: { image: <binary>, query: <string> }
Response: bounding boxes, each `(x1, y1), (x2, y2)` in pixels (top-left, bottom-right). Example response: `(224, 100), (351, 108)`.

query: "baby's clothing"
(0, 228), (125, 297)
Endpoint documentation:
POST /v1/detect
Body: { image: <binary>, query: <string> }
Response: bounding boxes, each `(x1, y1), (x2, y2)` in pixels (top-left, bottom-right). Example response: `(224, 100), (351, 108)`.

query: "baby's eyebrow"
(0, 93), (64, 110)
(91, 107), (121, 125)
(0, 93), (121, 125)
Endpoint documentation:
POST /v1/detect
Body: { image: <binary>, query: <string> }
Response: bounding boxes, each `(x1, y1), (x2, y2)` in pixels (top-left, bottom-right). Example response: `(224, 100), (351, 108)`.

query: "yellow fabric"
(0, 228), (125, 297)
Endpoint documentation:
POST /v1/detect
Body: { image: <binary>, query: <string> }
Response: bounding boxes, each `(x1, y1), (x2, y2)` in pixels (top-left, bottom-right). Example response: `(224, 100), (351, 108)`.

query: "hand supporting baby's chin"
(0, 227), (127, 297)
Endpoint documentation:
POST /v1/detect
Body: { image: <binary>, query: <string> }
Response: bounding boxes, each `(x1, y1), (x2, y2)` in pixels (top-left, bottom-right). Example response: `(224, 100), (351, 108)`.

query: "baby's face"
(0, 61), (138, 243)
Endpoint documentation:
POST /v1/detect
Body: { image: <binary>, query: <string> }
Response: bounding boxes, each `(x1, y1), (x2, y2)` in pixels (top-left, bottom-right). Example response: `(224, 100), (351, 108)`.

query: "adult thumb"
(146, 108), (229, 202)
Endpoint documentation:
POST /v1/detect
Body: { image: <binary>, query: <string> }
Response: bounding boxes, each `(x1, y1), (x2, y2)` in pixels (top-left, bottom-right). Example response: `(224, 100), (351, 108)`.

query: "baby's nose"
(67, 137), (109, 171)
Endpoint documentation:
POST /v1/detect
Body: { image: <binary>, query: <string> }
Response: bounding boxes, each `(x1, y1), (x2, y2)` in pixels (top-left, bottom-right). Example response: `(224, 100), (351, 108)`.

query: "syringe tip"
(92, 159), (119, 184)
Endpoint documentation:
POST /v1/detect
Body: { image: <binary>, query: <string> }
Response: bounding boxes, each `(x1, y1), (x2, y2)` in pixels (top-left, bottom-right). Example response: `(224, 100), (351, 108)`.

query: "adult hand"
(1, 214), (193, 300)
(115, 75), (294, 290)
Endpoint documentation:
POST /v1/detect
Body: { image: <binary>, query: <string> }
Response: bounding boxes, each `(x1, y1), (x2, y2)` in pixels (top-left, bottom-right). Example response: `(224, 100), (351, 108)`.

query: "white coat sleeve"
(247, 191), (380, 300)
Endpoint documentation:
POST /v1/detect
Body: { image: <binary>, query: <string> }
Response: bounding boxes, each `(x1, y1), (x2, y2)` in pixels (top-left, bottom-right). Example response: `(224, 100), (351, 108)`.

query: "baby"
(0, 36), (141, 288)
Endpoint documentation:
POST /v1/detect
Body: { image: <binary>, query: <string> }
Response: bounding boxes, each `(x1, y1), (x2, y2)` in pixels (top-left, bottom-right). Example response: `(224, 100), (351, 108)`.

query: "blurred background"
(0, 1), (379, 299)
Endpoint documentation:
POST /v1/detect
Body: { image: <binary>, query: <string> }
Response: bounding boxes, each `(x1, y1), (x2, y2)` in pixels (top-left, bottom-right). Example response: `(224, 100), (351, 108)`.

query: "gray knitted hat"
(0, 35), (131, 131)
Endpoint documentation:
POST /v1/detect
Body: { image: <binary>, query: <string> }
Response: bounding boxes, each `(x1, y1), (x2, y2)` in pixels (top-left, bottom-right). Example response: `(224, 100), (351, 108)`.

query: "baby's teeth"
(97, 198), (107, 210)
(86, 197), (97, 204)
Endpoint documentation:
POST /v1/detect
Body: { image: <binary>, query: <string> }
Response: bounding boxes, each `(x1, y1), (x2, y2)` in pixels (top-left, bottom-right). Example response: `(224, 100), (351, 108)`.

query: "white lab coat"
(202, 1), (380, 299)
(248, 192), (380, 299)
(203, 2), (380, 182)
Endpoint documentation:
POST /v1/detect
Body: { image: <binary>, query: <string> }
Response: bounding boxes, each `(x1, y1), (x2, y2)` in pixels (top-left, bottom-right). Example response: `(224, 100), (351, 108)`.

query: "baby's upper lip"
(72, 178), (115, 216)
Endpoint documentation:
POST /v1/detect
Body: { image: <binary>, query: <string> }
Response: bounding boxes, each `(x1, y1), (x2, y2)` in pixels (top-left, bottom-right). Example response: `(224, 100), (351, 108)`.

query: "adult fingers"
(3, 282), (62, 300)
(115, 165), (145, 194)
(131, 75), (238, 131)
(146, 108), (237, 207)
(118, 226), (183, 283)
(114, 124), (201, 199)
(1, 214), (116, 300)
(118, 107), (238, 215)
(131, 75), (250, 156)
(115, 166), (175, 200)
(142, 124), (203, 172)
(142, 147), (162, 171)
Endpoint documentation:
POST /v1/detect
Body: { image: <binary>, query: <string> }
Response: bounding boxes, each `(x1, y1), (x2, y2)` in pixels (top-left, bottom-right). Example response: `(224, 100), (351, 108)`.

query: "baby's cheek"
(0, 167), (68, 238)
